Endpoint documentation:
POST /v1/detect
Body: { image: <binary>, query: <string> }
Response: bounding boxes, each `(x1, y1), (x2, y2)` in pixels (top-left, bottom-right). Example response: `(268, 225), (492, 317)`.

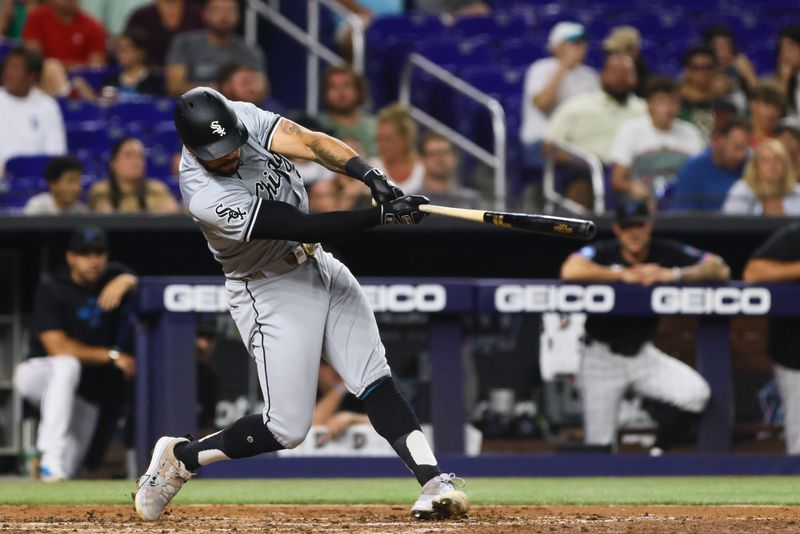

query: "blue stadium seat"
(451, 14), (529, 39)
(151, 122), (181, 154)
(416, 38), (493, 67)
(68, 66), (118, 92)
(458, 65), (525, 97)
(107, 98), (175, 125)
(66, 122), (113, 154)
(5, 155), (53, 179)
(58, 99), (103, 123)
(495, 39), (548, 68)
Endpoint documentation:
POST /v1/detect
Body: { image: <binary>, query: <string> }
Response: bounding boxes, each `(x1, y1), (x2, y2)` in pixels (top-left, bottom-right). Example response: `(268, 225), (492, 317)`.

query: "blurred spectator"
(744, 222), (800, 454)
(776, 24), (800, 117)
(318, 66), (378, 159)
(775, 117), (800, 172)
(88, 138), (179, 214)
(125, 0), (204, 68)
(520, 22), (598, 167)
(547, 54), (645, 164)
(80, 0), (149, 36)
(22, 0), (107, 69)
(369, 104), (425, 194)
(671, 118), (751, 211)
(216, 62), (286, 117)
(23, 156), (88, 215)
(545, 54), (645, 209)
(723, 139), (800, 216)
(678, 45), (728, 140)
(610, 76), (704, 205)
(602, 26), (649, 97)
(313, 361), (368, 445)
(165, 0), (264, 97)
(561, 199), (727, 453)
(749, 79), (787, 145)
(14, 226), (137, 480)
(418, 132), (483, 209)
(1, 0), (39, 38)
(414, 0), (490, 17)
(73, 29), (164, 102)
(0, 46), (66, 176)
(702, 24), (756, 111)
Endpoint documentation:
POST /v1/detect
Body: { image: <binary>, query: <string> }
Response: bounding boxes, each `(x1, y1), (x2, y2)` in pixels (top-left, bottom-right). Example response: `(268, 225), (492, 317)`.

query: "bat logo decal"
(553, 224), (574, 234)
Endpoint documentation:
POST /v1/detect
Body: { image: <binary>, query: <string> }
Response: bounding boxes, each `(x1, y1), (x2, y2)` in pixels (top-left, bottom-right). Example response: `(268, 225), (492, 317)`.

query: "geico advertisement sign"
(164, 284), (227, 312)
(362, 284), (446, 312)
(651, 287), (771, 315)
(163, 283), (447, 313)
(495, 284), (615, 313)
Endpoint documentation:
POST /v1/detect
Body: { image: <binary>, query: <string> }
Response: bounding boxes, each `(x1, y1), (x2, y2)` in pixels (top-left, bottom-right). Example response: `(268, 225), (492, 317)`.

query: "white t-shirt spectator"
(368, 157), (425, 194)
(520, 58), (599, 145)
(722, 180), (800, 215)
(0, 87), (66, 175)
(610, 116), (705, 195)
(23, 192), (88, 215)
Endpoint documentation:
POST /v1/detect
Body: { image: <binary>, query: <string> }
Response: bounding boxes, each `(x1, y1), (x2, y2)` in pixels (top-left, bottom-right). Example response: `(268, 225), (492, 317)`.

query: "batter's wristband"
(345, 156), (376, 184)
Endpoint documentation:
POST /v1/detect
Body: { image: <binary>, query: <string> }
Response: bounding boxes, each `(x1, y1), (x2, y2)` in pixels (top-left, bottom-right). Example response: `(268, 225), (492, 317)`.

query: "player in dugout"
(560, 198), (730, 454)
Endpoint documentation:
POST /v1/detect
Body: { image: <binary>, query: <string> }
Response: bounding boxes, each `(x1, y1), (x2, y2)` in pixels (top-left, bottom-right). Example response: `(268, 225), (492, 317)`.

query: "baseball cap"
(68, 226), (108, 254)
(548, 22), (586, 50)
(615, 198), (651, 226)
(602, 26), (641, 53)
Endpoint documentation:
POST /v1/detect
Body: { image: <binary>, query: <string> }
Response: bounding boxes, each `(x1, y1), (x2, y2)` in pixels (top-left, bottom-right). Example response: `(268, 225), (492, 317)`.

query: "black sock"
(174, 414), (284, 471)
(361, 377), (441, 486)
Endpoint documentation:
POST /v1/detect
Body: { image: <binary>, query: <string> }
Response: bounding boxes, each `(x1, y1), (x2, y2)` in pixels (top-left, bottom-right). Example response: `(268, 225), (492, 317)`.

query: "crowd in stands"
(0, 0), (799, 217)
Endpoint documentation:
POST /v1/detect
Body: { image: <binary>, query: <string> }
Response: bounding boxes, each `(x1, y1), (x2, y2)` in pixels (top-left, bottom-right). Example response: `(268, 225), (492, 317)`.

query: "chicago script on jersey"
(215, 203), (247, 222)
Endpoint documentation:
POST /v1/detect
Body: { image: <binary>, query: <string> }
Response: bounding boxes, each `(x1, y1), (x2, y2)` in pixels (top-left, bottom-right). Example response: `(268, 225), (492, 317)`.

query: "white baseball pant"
(579, 340), (710, 446)
(14, 355), (99, 477)
(773, 363), (800, 455)
(224, 248), (390, 449)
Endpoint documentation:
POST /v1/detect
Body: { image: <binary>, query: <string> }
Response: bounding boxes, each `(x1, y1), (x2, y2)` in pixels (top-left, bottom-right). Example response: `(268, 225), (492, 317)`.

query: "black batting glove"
(380, 195), (430, 225)
(345, 156), (404, 203)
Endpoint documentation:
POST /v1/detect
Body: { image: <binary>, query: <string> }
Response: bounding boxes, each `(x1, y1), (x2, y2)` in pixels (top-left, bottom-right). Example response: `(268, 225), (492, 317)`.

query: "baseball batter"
(133, 88), (468, 521)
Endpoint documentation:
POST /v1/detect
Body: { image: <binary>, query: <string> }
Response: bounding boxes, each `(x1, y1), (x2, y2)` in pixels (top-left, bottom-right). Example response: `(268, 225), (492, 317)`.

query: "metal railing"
(543, 139), (606, 214)
(244, 0), (366, 114)
(399, 53), (506, 210)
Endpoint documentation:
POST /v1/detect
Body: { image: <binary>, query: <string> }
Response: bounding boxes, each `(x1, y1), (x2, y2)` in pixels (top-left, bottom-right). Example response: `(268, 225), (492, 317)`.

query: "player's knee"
(274, 425), (310, 449)
(51, 355), (81, 386)
(684, 377), (711, 413)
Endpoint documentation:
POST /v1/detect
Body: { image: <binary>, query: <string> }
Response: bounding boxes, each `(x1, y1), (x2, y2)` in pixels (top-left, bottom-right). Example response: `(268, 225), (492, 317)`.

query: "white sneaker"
(134, 436), (193, 521)
(39, 463), (69, 483)
(411, 473), (469, 520)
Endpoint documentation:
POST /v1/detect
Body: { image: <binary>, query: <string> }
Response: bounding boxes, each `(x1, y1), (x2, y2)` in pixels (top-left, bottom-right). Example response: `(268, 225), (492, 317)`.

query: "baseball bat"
(419, 204), (597, 240)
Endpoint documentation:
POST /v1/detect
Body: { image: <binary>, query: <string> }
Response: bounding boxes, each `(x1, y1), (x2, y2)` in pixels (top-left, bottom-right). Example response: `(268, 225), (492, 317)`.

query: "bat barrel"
(484, 211), (597, 240)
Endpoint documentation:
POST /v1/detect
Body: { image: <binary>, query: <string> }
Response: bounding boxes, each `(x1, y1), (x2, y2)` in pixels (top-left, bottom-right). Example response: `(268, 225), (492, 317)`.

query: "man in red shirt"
(23, 0), (107, 69)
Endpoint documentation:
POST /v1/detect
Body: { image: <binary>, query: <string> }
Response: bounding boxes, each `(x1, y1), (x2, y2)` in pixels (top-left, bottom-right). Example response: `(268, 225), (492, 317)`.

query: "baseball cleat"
(134, 436), (193, 521)
(39, 463), (69, 483)
(411, 473), (469, 520)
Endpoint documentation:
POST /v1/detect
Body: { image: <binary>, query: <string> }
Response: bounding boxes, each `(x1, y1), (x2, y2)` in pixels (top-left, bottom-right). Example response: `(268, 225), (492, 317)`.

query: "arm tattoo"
(281, 119), (354, 172)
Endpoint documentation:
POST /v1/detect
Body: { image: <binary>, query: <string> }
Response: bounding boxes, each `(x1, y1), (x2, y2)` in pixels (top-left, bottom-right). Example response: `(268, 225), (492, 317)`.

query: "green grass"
(0, 477), (799, 506)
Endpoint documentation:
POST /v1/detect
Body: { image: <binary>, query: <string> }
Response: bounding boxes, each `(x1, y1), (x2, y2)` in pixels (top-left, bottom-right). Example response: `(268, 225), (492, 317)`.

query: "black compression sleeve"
(249, 199), (381, 242)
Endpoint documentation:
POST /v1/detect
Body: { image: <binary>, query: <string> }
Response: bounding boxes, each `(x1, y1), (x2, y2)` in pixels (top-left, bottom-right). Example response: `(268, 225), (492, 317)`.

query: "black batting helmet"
(174, 87), (249, 161)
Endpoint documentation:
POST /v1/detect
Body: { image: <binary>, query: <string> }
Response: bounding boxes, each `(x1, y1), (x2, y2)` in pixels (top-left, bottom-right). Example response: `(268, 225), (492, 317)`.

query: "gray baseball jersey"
(178, 100), (390, 448)
(179, 101), (307, 279)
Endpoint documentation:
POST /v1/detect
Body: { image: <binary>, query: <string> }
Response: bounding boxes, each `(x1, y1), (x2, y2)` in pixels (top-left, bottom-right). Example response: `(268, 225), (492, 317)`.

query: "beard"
(604, 86), (632, 105)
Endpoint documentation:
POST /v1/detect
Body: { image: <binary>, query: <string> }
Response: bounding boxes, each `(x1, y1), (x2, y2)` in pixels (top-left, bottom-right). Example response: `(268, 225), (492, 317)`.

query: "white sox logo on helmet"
(210, 121), (226, 137)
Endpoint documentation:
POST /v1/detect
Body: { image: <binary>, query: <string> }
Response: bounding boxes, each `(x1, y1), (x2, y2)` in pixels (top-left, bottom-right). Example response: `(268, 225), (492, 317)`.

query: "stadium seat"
(58, 99), (103, 123)
(66, 122), (113, 154)
(4, 155), (53, 179)
(495, 39), (548, 68)
(416, 38), (493, 67)
(451, 14), (529, 39)
(151, 123), (181, 155)
(68, 66), (118, 92)
(107, 98), (176, 126)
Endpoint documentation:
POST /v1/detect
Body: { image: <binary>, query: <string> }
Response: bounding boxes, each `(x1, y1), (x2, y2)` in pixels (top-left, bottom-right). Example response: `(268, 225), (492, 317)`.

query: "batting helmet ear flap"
(174, 87), (249, 161)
